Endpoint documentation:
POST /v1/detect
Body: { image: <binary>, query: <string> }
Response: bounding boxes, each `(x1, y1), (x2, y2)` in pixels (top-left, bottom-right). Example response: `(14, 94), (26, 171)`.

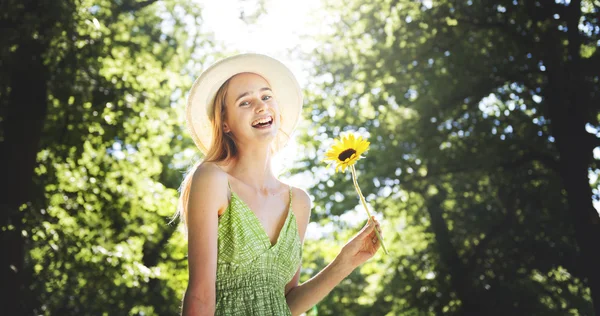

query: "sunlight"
(195, 0), (321, 88)
(193, 0), (323, 185)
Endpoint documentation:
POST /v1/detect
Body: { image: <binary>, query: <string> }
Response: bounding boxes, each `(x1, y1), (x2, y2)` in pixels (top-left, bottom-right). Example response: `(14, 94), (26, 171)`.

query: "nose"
(255, 98), (268, 113)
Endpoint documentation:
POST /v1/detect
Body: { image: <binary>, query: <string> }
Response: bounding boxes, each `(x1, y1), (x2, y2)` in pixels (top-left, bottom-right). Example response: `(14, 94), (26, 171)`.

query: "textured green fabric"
(215, 184), (302, 315)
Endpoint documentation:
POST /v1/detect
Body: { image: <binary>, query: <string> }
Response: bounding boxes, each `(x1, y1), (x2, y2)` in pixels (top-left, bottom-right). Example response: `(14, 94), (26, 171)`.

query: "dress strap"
(213, 163), (231, 196)
(226, 179), (232, 201)
(288, 185), (293, 208)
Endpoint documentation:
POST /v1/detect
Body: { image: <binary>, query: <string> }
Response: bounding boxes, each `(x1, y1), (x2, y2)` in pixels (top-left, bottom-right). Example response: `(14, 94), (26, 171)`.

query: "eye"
(239, 100), (250, 107)
(262, 95), (272, 101)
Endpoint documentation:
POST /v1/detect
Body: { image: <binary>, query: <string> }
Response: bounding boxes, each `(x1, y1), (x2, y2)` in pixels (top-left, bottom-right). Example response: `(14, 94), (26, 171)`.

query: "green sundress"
(215, 183), (302, 315)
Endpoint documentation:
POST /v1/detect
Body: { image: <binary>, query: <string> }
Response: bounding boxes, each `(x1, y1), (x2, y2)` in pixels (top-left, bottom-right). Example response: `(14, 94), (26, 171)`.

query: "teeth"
(252, 116), (272, 126)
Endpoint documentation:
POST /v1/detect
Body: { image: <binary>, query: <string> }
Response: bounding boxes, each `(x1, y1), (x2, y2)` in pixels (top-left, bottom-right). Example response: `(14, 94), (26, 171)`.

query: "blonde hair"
(170, 78), (234, 231)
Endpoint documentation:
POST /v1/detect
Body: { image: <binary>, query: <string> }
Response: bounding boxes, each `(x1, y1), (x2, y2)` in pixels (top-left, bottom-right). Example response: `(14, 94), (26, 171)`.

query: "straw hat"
(185, 53), (303, 154)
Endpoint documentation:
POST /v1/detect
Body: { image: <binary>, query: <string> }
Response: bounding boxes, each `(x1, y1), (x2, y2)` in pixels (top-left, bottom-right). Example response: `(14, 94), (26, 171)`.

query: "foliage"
(1, 0), (224, 314)
(2, 0), (599, 315)
(292, 0), (599, 315)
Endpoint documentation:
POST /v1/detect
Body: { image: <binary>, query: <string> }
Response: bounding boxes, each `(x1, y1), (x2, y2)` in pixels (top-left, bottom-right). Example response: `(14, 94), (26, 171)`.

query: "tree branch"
(464, 213), (513, 273)
(581, 45), (600, 77)
(566, 0), (582, 65)
(588, 133), (600, 150)
(465, 187), (517, 273)
(413, 150), (560, 181)
(119, 0), (159, 13)
(501, 151), (560, 173)
(454, 17), (542, 59)
(424, 186), (483, 314)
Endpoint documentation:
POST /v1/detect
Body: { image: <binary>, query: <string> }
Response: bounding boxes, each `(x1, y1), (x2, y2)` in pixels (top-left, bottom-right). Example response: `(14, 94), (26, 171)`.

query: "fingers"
(369, 215), (380, 225)
(376, 222), (382, 238)
(370, 216), (382, 234)
(368, 215), (379, 224)
(361, 220), (375, 236)
(367, 216), (383, 243)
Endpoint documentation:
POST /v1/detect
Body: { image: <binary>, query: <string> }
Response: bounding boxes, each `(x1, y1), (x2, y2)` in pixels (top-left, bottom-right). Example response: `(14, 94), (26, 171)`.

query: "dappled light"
(1, 0), (599, 315)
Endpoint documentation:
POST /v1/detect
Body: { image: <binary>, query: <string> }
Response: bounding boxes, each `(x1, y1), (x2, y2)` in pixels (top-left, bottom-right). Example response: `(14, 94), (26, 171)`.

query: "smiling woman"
(172, 53), (383, 316)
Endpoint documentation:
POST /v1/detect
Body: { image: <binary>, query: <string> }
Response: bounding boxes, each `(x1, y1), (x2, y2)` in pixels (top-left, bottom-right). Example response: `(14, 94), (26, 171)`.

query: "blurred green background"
(1, 0), (599, 315)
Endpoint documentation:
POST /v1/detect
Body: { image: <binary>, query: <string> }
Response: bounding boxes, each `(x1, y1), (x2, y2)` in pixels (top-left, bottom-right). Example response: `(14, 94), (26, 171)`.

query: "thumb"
(360, 220), (376, 236)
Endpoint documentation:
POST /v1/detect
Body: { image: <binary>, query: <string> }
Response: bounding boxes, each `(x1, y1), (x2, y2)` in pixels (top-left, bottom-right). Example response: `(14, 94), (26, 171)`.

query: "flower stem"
(350, 165), (389, 255)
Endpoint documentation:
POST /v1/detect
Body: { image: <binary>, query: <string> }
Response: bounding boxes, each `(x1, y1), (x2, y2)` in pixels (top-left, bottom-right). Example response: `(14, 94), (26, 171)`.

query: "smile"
(251, 116), (273, 128)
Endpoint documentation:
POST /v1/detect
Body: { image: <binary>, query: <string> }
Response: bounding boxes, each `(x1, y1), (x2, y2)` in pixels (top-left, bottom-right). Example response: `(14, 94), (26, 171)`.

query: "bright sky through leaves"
(195, 0), (321, 87)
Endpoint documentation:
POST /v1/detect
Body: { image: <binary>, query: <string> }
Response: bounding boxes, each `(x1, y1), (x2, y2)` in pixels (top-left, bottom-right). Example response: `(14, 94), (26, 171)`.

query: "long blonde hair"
(170, 78), (234, 231)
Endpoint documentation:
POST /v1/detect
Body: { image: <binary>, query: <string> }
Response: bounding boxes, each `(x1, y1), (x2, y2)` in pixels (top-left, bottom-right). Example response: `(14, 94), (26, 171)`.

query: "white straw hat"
(185, 53), (303, 154)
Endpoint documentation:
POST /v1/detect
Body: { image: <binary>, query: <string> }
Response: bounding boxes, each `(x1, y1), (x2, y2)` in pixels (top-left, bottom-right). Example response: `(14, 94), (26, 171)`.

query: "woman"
(174, 53), (383, 315)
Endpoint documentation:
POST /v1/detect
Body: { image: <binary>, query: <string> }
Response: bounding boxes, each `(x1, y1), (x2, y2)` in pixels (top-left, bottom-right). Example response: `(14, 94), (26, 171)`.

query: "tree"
(0, 0), (221, 314)
(292, 0), (598, 314)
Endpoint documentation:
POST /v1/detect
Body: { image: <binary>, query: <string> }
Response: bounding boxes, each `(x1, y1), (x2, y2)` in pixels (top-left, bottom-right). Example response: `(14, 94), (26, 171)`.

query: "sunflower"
(322, 131), (389, 255)
(324, 132), (370, 173)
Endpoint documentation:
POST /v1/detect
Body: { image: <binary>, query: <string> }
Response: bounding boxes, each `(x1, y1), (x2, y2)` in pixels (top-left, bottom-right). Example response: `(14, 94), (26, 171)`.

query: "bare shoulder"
(290, 186), (312, 242)
(189, 162), (229, 215)
(192, 161), (227, 182)
(291, 186), (311, 212)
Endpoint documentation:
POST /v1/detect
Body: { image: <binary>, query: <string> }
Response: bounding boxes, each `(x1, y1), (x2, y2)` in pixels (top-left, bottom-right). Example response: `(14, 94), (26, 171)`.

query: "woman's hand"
(337, 216), (383, 270)
(285, 216), (383, 315)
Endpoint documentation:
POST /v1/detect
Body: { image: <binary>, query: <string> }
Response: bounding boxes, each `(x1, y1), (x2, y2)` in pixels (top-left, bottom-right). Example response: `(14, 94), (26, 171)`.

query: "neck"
(229, 143), (277, 191)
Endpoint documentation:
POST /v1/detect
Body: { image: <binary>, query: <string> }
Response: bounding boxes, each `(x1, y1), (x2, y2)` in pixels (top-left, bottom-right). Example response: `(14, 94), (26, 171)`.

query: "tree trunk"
(561, 158), (600, 315)
(549, 105), (600, 315)
(425, 187), (484, 315)
(0, 37), (48, 315)
(556, 1), (600, 313)
(541, 2), (600, 312)
(544, 46), (600, 316)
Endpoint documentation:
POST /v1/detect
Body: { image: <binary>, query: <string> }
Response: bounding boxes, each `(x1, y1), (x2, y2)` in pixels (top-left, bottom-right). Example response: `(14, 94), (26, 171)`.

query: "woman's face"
(223, 72), (281, 148)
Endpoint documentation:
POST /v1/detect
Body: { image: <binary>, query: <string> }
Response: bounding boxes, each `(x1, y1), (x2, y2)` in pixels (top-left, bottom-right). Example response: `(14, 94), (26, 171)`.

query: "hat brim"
(186, 53), (303, 155)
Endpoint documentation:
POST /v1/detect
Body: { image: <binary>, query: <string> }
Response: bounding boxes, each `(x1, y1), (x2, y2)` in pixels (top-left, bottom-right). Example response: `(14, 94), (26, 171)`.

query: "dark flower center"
(338, 149), (356, 161)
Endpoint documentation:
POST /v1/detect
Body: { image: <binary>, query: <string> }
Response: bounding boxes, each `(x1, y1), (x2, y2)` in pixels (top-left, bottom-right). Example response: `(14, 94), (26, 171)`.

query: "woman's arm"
(285, 189), (382, 316)
(181, 164), (229, 316)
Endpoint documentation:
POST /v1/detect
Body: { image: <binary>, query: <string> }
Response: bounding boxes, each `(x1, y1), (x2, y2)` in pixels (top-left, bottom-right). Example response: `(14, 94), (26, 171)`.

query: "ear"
(223, 122), (231, 133)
